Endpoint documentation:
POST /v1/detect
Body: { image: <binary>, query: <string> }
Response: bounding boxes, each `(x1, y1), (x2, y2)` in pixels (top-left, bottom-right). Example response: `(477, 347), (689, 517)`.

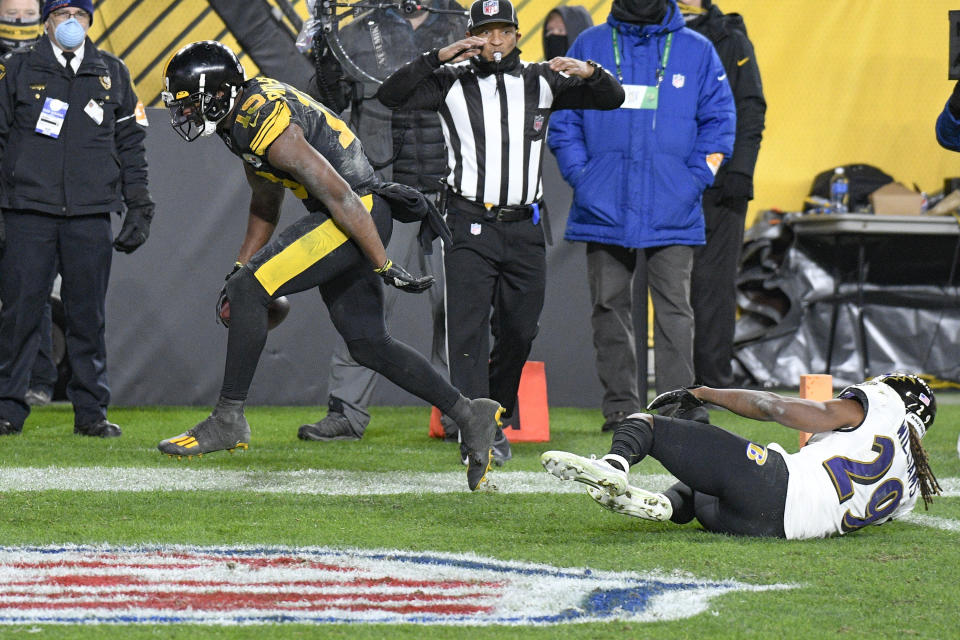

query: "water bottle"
(829, 167), (849, 213)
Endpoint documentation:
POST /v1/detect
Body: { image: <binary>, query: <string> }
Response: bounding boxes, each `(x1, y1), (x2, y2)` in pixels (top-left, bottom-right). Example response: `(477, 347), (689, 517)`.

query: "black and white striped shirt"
(377, 50), (623, 206)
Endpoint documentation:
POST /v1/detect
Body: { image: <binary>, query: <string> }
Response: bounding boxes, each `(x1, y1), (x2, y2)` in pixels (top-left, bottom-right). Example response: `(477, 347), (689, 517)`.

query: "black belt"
(448, 194), (537, 222)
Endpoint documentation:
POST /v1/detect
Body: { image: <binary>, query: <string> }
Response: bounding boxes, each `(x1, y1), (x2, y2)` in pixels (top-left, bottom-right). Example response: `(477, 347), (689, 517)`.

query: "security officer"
(378, 0), (624, 464)
(0, 0), (154, 437)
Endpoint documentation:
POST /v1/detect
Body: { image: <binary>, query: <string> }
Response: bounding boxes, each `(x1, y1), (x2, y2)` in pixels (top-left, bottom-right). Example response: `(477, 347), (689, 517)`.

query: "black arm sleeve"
(549, 65), (625, 112)
(724, 31), (766, 179)
(113, 59), (150, 204)
(376, 49), (447, 111)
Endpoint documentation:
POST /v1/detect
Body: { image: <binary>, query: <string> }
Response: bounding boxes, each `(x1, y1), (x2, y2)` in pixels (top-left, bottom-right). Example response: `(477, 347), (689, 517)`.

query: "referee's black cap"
(467, 0), (519, 31)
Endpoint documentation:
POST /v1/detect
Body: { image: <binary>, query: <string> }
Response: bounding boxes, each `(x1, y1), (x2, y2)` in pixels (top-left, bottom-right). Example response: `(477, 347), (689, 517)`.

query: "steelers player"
(158, 41), (502, 491)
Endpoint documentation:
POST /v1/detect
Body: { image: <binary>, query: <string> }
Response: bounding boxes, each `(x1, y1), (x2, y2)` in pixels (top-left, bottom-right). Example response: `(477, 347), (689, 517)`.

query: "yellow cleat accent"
(495, 407), (505, 427)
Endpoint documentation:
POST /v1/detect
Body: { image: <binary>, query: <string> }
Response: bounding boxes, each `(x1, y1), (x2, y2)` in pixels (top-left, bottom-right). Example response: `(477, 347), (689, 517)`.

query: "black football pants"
(219, 195), (462, 414)
(610, 415), (788, 537)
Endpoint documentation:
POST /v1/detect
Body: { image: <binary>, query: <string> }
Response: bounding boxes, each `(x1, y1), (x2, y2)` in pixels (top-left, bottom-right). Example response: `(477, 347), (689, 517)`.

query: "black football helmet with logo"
(161, 40), (245, 141)
(873, 373), (937, 436)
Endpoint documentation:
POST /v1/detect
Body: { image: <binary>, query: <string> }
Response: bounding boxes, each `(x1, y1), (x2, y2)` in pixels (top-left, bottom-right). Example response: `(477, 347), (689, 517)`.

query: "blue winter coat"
(548, 4), (736, 249)
(935, 101), (960, 151)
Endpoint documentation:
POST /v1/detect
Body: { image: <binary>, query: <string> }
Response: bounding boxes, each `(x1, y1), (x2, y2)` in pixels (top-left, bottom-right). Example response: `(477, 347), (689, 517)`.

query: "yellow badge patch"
(0, 63), (5, 81)
(100, 75), (111, 90)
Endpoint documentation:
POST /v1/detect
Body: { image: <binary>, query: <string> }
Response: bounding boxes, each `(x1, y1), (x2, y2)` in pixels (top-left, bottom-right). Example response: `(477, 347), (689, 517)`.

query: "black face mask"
(470, 47), (521, 76)
(543, 34), (568, 60)
(611, 0), (668, 25)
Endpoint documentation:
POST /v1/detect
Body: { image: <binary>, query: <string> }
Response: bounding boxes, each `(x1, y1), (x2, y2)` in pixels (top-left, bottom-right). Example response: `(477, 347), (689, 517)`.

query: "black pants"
(219, 195), (462, 414)
(0, 210), (112, 428)
(614, 415), (788, 537)
(443, 208), (546, 418)
(691, 189), (747, 388)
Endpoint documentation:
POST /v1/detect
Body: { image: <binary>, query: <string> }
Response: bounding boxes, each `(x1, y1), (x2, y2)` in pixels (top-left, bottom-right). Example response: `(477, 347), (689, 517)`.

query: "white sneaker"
(587, 485), (673, 522)
(540, 450), (629, 495)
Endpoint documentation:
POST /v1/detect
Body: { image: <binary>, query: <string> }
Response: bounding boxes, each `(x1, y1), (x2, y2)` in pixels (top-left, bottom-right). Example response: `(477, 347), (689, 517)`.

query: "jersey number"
(823, 436), (903, 532)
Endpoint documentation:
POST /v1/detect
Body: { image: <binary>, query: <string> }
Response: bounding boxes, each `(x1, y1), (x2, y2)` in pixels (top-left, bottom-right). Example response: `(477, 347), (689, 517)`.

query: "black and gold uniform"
(210, 76), (470, 427)
(219, 76), (377, 213)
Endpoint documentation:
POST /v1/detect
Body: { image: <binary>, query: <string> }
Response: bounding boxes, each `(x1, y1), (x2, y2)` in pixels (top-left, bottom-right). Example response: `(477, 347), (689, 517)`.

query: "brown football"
(218, 296), (290, 330)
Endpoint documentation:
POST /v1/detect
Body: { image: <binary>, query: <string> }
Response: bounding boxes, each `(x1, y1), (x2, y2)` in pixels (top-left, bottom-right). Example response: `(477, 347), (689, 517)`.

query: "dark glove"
(216, 262), (243, 327)
(647, 386), (704, 415)
(719, 172), (753, 208)
(374, 258), (434, 293)
(417, 193), (452, 255)
(950, 79), (960, 120)
(114, 204), (155, 253)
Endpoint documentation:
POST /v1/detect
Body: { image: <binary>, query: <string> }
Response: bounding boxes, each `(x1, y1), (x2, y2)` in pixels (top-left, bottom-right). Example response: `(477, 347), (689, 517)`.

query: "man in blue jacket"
(548, 0), (735, 431)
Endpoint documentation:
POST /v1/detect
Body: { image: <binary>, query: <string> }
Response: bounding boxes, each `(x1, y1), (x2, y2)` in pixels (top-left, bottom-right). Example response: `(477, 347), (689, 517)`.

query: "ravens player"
(158, 40), (502, 491)
(542, 373), (940, 538)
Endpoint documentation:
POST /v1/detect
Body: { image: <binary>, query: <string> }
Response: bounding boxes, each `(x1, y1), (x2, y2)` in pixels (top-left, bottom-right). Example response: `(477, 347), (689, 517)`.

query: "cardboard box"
(869, 182), (924, 215)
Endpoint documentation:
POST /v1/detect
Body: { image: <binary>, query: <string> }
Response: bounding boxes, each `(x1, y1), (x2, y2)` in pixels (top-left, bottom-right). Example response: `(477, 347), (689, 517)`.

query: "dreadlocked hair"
(908, 424), (941, 510)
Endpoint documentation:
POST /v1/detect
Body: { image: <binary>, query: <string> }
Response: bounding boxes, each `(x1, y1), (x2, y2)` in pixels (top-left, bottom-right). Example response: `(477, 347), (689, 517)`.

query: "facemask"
(543, 34), (568, 60)
(54, 16), (85, 50)
(0, 18), (42, 54)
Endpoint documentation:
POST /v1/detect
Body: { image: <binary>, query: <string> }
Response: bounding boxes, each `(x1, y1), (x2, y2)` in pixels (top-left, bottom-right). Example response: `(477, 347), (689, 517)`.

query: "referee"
(378, 0), (623, 462)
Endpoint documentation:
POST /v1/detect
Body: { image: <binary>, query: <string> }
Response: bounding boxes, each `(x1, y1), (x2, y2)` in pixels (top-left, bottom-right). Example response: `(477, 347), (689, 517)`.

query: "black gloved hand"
(216, 262), (243, 327)
(949, 79), (960, 120)
(113, 204), (155, 253)
(719, 172), (753, 209)
(374, 258), (434, 293)
(647, 386), (704, 415)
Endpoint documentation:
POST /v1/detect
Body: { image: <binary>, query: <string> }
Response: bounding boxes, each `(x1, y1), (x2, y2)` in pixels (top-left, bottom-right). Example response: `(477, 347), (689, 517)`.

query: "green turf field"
(1, 400), (958, 638)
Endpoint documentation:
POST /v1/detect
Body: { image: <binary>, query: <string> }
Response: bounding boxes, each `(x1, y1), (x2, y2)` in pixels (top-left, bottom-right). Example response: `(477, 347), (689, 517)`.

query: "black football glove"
(374, 258), (434, 293)
(114, 205), (154, 253)
(216, 262), (244, 327)
(647, 386), (704, 415)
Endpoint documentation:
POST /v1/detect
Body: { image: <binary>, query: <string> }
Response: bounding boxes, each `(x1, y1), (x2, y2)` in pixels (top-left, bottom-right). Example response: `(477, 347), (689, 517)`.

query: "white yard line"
(0, 466), (679, 495)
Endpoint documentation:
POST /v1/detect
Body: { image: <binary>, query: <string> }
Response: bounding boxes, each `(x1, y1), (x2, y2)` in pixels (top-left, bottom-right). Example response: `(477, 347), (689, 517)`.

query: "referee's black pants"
(0, 210), (112, 429)
(443, 210), (546, 418)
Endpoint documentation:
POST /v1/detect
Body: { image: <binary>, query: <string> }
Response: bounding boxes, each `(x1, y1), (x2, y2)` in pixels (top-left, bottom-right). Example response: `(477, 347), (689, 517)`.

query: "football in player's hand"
(218, 296), (290, 330)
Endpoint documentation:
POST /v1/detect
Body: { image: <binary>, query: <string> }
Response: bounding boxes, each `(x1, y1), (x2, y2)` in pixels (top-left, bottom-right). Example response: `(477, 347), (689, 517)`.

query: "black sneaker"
(0, 419), (22, 436)
(298, 412), (361, 441)
(601, 411), (629, 432)
(74, 419), (122, 438)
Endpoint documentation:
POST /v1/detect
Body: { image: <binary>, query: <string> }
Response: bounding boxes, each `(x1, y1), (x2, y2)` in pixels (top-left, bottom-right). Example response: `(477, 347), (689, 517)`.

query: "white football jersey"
(768, 380), (921, 540)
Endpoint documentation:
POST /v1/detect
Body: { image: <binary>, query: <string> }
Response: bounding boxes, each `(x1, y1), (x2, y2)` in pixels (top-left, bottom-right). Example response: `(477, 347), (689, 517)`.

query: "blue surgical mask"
(54, 17), (85, 50)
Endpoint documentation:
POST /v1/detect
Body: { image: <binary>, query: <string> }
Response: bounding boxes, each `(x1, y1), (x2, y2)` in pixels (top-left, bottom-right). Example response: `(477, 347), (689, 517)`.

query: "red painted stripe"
(5, 575), (502, 590)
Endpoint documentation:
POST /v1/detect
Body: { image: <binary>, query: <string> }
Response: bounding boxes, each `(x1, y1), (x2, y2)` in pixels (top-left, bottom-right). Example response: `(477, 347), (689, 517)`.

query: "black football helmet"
(161, 41), (245, 141)
(873, 373), (936, 436)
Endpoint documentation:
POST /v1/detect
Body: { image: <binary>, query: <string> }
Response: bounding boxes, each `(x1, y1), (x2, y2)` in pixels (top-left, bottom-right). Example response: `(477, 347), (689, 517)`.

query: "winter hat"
(42, 0), (94, 23)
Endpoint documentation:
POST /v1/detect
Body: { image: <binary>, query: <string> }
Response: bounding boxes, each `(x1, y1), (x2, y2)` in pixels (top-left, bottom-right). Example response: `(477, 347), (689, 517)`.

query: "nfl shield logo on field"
(672, 73), (685, 88)
(533, 114), (544, 132)
(483, 0), (498, 16)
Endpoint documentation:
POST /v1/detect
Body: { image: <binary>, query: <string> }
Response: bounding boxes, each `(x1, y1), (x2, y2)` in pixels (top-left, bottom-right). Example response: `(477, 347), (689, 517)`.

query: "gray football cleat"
(158, 397), (250, 459)
(587, 485), (673, 522)
(457, 398), (504, 491)
(540, 450), (629, 496)
(298, 412), (361, 441)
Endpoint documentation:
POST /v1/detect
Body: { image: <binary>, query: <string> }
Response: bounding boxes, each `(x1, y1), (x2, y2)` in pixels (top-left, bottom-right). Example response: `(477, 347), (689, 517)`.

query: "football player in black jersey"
(157, 40), (503, 491)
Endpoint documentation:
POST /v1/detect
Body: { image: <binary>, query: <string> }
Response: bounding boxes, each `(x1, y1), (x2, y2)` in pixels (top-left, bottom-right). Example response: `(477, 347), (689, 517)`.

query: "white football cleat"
(587, 485), (673, 522)
(540, 450), (629, 495)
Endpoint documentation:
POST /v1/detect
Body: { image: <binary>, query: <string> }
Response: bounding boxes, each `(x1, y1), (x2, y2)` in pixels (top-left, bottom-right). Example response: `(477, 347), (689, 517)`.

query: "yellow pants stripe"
(253, 194), (374, 295)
